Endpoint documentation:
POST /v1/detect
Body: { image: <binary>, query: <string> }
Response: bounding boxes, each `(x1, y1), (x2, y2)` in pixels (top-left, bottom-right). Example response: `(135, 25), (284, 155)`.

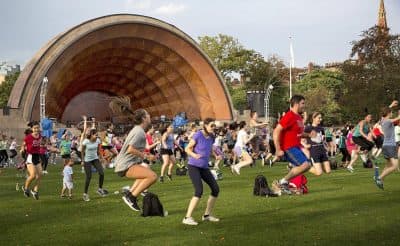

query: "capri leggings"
(84, 159), (104, 193)
(188, 165), (219, 198)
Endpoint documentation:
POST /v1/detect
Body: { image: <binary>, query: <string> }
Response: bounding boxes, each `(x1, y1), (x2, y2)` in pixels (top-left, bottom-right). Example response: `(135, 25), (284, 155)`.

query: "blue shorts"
(284, 147), (310, 166)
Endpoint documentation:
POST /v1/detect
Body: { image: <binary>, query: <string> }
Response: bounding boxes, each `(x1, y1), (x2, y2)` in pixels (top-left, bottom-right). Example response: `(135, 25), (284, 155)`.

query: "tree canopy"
(0, 72), (19, 108)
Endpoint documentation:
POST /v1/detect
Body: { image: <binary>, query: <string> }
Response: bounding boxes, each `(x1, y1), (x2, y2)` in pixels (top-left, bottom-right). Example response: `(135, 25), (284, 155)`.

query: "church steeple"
(378, 0), (388, 33)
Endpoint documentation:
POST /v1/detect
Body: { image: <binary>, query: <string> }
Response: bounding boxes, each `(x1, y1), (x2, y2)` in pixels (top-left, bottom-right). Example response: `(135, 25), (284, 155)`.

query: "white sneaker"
(347, 166), (354, 173)
(232, 165), (240, 175)
(202, 215), (220, 222)
(83, 193), (90, 202)
(182, 217), (198, 226)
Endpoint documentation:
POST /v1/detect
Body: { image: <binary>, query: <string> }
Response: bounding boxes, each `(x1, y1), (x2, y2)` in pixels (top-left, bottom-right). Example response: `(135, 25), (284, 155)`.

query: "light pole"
(264, 84), (274, 123)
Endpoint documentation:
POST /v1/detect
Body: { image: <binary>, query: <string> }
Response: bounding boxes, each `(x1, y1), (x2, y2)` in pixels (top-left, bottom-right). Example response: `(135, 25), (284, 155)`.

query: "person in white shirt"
(231, 121), (255, 175)
(61, 160), (74, 199)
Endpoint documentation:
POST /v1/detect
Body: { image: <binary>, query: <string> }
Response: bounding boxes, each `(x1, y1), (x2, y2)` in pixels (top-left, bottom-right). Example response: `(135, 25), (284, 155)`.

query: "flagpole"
(289, 37), (294, 99)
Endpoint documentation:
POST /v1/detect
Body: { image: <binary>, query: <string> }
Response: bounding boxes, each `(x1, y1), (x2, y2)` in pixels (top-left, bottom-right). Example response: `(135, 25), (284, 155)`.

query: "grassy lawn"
(1, 159), (400, 246)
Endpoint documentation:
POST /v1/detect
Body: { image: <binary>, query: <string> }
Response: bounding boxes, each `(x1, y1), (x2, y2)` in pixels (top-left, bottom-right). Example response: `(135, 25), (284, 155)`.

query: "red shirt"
(144, 133), (153, 153)
(24, 133), (42, 154)
(372, 127), (382, 137)
(278, 110), (304, 151)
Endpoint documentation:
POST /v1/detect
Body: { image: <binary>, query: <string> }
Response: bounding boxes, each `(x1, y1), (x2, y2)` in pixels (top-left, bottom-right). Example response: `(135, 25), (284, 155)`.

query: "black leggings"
(0, 150), (8, 164)
(40, 154), (49, 170)
(339, 148), (351, 162)
(9, 150), (18, 159)
(84, 159), (104, 193)
(188, 165), (219, 198)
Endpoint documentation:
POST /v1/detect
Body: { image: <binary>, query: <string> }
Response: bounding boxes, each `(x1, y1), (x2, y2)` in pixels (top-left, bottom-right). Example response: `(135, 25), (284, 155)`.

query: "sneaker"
(159, 176), (164, 183)
(202, 215), (220, 222)
(279, 181), (292, 195)
(269, 159), (273, 168)
(60, 194), (66, 198)
(167, 174), (172, 181)
(22, 187), (30, 197)
(373, 176), (384, 190)
(346, 166), (354, 173)
(122, 195), (140, 211)
(83, 193), (90, 202)
(15, 183), (19, 191)
(68, 195), (73, 200)
(97, 188), (108, 197)
(42, 170), (48, 175)
(231, 165), (240, 175)
(182, 217), (198, 226)
(31, 190), (39, 200)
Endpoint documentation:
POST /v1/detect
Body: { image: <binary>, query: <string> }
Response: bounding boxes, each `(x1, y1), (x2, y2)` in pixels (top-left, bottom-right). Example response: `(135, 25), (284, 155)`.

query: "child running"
(61, 160), (74, 199)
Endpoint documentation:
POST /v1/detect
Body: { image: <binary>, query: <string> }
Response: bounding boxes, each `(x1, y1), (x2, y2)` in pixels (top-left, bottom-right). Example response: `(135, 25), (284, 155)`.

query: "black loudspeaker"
(246, 91), (265, 117)
(3, 106), (10, 116)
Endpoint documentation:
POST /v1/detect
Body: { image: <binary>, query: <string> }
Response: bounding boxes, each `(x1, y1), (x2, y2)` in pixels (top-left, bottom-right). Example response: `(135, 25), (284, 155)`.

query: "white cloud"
(124, 0), (152, 10)
(154, 3), (186, 15)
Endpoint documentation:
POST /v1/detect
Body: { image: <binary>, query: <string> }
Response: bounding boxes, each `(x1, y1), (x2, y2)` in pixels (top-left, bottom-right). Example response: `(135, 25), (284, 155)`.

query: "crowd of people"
(1, 95), (400, 225)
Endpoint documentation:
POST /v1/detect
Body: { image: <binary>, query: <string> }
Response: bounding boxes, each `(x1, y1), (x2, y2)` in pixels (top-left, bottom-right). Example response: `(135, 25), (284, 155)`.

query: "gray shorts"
(382, 145), (398, 160)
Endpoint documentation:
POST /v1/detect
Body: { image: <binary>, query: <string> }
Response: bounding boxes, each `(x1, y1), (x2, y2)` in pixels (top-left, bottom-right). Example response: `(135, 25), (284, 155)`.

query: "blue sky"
(1, 0), (399, 68)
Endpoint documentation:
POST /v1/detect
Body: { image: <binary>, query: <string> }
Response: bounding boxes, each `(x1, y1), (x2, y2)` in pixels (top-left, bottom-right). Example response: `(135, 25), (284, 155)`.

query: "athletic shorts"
(102, 145), (113, 150)
(61, 154), (71, 159)
(382, 145), (398, 160)
(160, 148), (173, 156)
(26, 154), (41, 165)
(233, 146), (247, 158)
(310, 145), (329, 163)
(326, 137), (332, 143)
(63, 181), (74, 190)
(284, 147), (309, 167)
(352, 136), (374, 151)
(374, 136), (383, 149)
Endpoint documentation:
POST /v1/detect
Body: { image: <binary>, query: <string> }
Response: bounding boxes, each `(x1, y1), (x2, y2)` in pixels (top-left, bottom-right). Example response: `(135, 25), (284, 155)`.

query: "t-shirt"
(278, 110), (304, 151)
(188, 130), (215, 168)
(144, 133), (153, 153)
(24, 133), (42, 154)
(0, 140), (6, 150)
(304, 125), (325, 146)
(235, 129), (248, 149)
(381, 119), (396, 146)
(60, 140), (72, 155)
(114, 125), (146, 173)
(394, 125), (400, 143)
(9, 141), (17, 150)
(63, 165), (73, 183)
(82, 138), (100, 162)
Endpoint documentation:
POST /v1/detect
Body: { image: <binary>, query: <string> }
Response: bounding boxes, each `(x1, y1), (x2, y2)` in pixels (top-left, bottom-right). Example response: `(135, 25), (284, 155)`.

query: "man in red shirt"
(273, 95), (312, 194)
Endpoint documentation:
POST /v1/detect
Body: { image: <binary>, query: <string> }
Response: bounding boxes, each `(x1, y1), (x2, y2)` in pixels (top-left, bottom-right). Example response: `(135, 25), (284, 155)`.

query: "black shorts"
(374, 136), (383, 149)
(26, 154), (41, 165)
(352, 136), (374, 151)
(160, 148), (173, 156)
(61, 154), (71, 159)
(326, 137), (333, 143)
(102, 145), (113, 150)
(310, 145), (329, 163)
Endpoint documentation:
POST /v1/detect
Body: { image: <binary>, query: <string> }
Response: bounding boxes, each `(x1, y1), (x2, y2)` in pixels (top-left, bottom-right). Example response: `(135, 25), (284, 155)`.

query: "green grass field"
(1, 159), (400, 246)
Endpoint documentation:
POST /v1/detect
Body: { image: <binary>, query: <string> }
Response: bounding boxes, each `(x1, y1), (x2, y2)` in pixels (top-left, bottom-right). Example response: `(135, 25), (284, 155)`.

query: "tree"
(294, 70), (344, 125)
(0, 71), (20, 108)
(341, 26), (400, 122)
(198, 34), (251, 78)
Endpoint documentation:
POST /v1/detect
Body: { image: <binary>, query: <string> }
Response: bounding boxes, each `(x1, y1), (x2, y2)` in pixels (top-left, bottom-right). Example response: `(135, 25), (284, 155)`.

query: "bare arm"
(273, 124), (284, 157)
(185, 138), (201, 159)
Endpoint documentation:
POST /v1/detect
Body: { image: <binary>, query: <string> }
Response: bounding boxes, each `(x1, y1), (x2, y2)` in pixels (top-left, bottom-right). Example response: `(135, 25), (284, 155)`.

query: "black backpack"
(363, 159), (373, 168)
(253, 175), (278, 197)
(142, 192), (164, 217)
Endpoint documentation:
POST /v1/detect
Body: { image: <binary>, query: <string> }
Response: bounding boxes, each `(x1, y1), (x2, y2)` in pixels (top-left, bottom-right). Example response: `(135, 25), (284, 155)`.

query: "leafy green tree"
(341, 26), (400, 122)
(294, 70), (344, 125)
(0, 71), (20, 108)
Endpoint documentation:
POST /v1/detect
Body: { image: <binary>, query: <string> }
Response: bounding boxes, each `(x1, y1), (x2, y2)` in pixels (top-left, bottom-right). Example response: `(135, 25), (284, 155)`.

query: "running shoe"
(97, 188), (109, 197)
(122, 195), (140, 211)
(346, 166), (354, 173)
(83, 193), (90, 202)
(202, 215), (220, 222)
(159, 176), (164, 183)
(231, 164), (240, 175)
(31, 190), (39, 200)
(373, 176), (384, 190)
(167, 174), (172, 181)
(22, 187), (30, 197)
(269, 159), (273, 168)
(182, 217), (198, 226)
(279, 181), (292, 195)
